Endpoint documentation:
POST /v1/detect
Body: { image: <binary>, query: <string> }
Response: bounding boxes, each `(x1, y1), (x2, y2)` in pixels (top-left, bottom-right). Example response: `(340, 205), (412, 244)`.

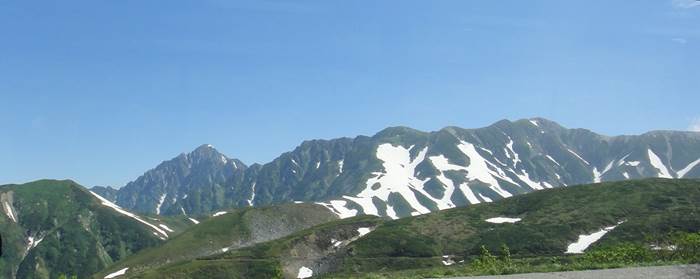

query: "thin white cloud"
(672, 38), (688, 44)
(689, 118), (700, 132)
(673, 0), (700, 9)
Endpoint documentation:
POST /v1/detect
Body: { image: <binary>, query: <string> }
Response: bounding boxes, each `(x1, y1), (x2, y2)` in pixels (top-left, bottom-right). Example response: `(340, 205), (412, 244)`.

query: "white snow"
(529, 120), (539, 127)
(593, 161), (614, 183)
(182, 194), (188, 199)
(89, 191), (169, 238)
(156, 194), (166, 215)
(316, 161), (321, 169)
(294, 201), (304, 204)
(26, 236), (44, 252)
(626, 161), (641, 166)
(291, 158), (299, 166)
(159, 224), (174, 233)
(546, 155), (560, 166)
(212, 211), (228, 217)
(221, 155), (228, 164)
(188, 217), (200, 224)
(3, 201), (17, 223)
(357, 227), (372, 237)
(505, 138), (522, 166)
(180, 207), (186, 215)
(442, 255), (456, 266)
(316, 199), (359, 219)
(104, 267), (129, 279)
(338, 159), (344, 173)
(566, 222), (624, 254)
(347, 144), (432, 216)
(567, 148), (590, 165)
(331, 238), (343, 247)
(617, 154), (631, 166)
(220, 247), (230, 253)
(427, 155), (465, 209)
(485, 217), (521, 224)
(478, 193), (493, 202)
(647, 149), (673, 178)
(457, 141), (514, 198)
(297, 266), (313, 279)
(385, 204), (399, 220)
(622, 172), (630, 179)
(677, 158), (700, 178)
(247, 182), (256, 206)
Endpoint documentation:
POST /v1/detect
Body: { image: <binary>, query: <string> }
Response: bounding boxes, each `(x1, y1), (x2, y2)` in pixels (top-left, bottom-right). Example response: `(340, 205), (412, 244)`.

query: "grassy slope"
(131, 178), (700, 278)
(93, 203), (339, 278)
(0, 180), (166, 279)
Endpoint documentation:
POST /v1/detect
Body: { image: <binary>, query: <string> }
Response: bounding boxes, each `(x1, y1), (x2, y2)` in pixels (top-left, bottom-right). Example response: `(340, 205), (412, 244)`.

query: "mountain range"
(108, 118), (700, 219)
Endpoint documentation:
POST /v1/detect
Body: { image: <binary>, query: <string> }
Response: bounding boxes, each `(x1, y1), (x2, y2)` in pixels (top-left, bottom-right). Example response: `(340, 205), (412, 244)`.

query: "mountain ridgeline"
(112, 118), (700, 218)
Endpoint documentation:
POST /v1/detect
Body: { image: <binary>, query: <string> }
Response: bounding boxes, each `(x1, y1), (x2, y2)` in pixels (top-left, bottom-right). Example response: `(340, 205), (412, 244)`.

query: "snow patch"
(457, 141), (513, 198)
(546, 155), (560, 166)
(315, 200), (358, 219)
(247, 182), (256, 206)
(647, 149), (673, 178)
(159, 224), (174, 233)
(357, 227), (372, 237)
(220, 247), (230, 253)
(485, 217), (521, 224)
(478, 193), (493, 202)
(567, 148), (590, 165)
(212, 211), (228, 217)
(442, 255), (456, 266)
(338, 159), (344, 173)
(104, 267), (129, 279)
(677, 158), (700, 178)
(566, 221), (625, 254)
(347, 144), (432, 216)
(90, 191), (169, 238)
(188, 217), (200, 224)
(156, 194), (166, 215)
(3, 201), (17, 223)
(297, 266), (313, 279)
(529, 120), (539, 127)
(315, 161), (321, 169)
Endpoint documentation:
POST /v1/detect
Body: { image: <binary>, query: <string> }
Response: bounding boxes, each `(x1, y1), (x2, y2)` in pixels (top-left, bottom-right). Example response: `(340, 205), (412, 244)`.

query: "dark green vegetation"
(0, 180), (168, 279)
(113, 118), (700, 219)
(94, 203), (338, 278)
(114, 179), (700, 278)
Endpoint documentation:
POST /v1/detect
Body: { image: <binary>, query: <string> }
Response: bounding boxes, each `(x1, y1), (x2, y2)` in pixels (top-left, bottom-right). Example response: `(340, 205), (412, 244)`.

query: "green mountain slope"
(93, 203), (338, 278)
(0, 180), (176, 279)
(129, 179), (700, 278)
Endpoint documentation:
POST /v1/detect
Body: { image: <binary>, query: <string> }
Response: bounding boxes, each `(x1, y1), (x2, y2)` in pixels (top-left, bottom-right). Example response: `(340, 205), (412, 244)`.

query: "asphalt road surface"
(443, 265), (700, 279)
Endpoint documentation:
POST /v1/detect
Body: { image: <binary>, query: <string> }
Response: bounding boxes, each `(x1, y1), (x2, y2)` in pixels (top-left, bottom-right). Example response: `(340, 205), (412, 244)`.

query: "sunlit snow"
(297, 266), (313, 279)
(89, 191), (169, 238)
(188, 217), (200, 224)
(104, 267), (129, 279)
(212, 211), (228, 217)
(678, 158), (700, 178)
(566, 222), (624, 254)
(357, 227), (372, 237)
(3, 201), (17, 223)
(156, 194), (166, 215)
(647, 149), (673, 178)
(485, 217), (521, 224)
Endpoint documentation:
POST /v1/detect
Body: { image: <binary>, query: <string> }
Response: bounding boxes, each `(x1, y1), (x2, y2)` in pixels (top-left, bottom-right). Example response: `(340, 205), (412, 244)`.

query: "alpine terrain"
(0, 180), (190, 279)
(112, 118), (700, 219)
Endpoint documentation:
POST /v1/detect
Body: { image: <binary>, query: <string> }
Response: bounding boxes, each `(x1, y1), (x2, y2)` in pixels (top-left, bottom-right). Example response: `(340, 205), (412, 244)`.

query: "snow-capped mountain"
(115, 118), (700, 218)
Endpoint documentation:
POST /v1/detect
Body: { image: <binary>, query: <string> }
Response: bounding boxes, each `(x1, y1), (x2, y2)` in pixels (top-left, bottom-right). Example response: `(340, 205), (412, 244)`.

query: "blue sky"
(1, 0), (699, 187)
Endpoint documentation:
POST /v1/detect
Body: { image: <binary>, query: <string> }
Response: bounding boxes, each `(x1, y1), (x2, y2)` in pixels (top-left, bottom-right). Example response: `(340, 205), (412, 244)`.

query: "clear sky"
(1, 0), (699, 188)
